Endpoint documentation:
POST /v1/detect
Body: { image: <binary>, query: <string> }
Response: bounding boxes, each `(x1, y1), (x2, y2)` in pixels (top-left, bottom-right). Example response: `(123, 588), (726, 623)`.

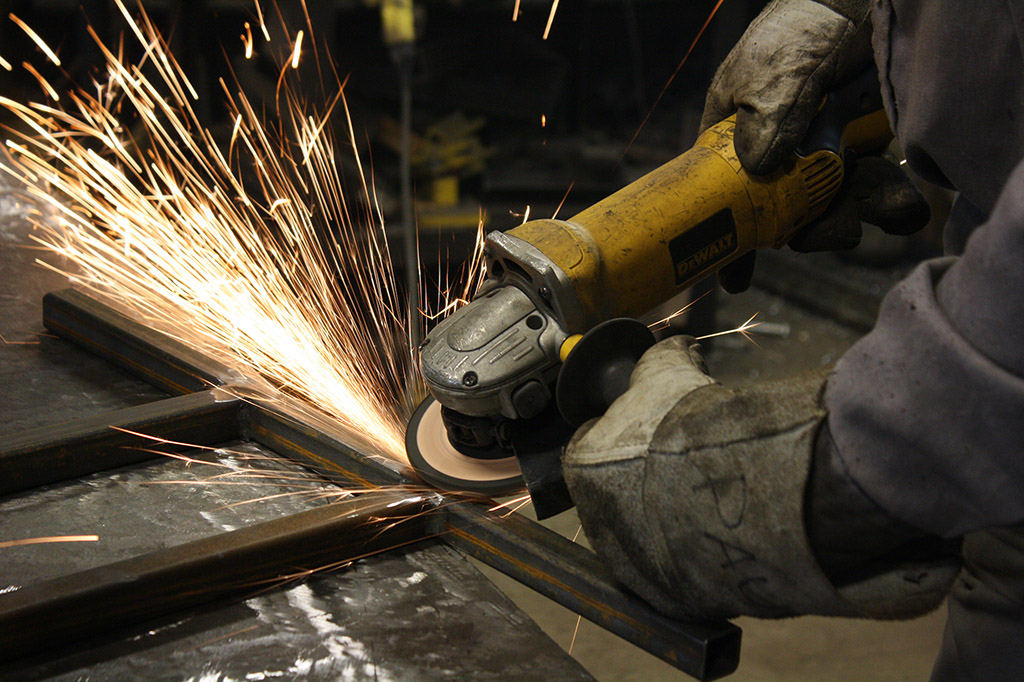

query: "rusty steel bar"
(246, 402), (412, 492)
(0, 491), (435, 663)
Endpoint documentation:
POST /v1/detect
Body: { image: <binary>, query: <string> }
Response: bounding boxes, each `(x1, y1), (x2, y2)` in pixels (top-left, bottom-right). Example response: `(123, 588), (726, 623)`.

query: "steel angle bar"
(43, 289), (240, 395)
(0, 390), (242, 497)
(0, 491), (435, 664)
(440, 503), (742, 681)
(246, 403), (414, 491)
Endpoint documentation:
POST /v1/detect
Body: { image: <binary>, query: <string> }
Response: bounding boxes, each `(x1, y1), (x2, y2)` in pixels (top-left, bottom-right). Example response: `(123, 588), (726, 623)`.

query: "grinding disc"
(406, 397), (524, 495)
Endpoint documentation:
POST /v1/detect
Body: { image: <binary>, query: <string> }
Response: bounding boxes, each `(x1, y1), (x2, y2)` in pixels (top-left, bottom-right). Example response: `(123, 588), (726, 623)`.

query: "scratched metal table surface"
(0, 189), (595, 680)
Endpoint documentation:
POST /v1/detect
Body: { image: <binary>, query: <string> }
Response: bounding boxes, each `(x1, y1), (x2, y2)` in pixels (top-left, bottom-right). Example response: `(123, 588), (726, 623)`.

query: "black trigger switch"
(512, 380), (549, 419)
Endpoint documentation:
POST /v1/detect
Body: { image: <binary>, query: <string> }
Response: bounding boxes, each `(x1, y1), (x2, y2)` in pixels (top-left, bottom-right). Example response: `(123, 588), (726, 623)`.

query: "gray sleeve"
(812, 0), (870, 23)
(825, 157), (1024, 539)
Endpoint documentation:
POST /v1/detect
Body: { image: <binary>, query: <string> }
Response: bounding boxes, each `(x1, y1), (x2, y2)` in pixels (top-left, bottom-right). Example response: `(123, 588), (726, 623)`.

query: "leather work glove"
(562, 336), (959, 621)
(700, 0), (930, 293)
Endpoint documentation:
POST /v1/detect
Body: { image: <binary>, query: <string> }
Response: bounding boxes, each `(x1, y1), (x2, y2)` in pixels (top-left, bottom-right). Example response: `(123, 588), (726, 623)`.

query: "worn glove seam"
(755, 17), (857, 174)
(640, 456), (691, 596)
(563, 448), (645, 467)
(811, 0), (870, 24)
(650, 413), (825, 456)
(707, 0), (781, 113)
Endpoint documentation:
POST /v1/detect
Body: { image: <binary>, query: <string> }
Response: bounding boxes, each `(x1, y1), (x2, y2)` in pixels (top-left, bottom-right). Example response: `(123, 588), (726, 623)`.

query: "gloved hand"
(700, 0), (874, 175)
(562, 335), (959, 621)
(700, 0), (930, 292)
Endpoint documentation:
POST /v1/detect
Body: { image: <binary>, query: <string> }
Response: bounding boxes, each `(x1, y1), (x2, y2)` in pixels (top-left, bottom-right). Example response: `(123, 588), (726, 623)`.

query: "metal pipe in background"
(383, 0), (420, 353)
(400, 56), (418, 352)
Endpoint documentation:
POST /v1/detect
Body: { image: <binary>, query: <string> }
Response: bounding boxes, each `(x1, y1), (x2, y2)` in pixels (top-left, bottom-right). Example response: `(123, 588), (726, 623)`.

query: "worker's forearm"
(826, 158), (1024, 539)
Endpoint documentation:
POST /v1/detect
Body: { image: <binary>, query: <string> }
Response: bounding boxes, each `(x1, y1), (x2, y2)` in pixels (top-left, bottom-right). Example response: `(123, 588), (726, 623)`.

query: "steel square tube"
(440, 503), (742, 680)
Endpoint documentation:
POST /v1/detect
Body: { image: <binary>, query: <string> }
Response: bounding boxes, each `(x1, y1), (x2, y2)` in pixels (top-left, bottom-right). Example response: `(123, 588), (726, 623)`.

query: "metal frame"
(0, 289), (741, 680)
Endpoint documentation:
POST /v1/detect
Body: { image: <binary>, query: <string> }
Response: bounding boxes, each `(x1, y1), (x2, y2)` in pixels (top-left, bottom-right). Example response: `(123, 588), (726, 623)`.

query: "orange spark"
(255, 0), (272, 42)
(696, 312), (762, 343)
(9, 13), (61, 66)
(625, 0), (726, 155)
(489, 493), (533, 517)
(551, 181), (574, 220)
(568, 614), (583, 653)
(0, 535), (99, 549)
(513, 0), (522, 21)
(0, 333), (38, 345)
(542, 0), (561, 40)
(242, 21), (254, 59)
(646, 289), (713, 332)
(21, 61), (58, 101)
(290, 29), (304, 69)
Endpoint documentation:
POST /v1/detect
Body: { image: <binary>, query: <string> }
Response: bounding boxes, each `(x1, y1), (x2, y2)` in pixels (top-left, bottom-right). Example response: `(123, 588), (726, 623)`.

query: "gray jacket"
(827, 1), (1024, 678)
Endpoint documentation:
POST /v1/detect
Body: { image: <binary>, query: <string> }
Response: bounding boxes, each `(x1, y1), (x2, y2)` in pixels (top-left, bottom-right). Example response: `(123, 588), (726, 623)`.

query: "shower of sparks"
(420, 221), (487, 322)
(1, 2), (419, 462)
(0, 535), (99, 549)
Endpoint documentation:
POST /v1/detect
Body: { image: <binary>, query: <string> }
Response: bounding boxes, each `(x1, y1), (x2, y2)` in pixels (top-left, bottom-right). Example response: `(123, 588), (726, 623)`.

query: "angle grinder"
(406, 69), (896, 518)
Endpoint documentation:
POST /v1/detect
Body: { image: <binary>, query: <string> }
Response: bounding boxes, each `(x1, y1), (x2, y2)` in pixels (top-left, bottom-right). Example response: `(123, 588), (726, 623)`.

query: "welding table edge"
(34, 289), (743, 679)
(0, 491), (433, 666)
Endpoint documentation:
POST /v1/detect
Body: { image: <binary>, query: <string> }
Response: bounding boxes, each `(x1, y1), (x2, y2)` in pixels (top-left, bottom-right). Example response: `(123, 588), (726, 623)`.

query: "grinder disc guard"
(406, 397), (524, 495)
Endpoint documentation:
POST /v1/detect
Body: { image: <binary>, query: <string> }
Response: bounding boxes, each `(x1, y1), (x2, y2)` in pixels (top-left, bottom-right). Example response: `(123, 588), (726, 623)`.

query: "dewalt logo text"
(669, 208), (738, 285)
(675, 233), (736, 280)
